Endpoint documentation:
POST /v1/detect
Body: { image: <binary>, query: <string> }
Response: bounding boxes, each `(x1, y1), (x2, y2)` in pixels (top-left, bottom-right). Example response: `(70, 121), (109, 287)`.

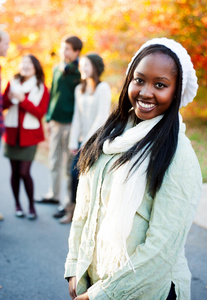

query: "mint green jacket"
(64, 132), (202, 300)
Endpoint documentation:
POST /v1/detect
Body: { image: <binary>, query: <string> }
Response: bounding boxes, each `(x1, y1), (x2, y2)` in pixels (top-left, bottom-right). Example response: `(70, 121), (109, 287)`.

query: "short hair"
(63, 36), (83, 51)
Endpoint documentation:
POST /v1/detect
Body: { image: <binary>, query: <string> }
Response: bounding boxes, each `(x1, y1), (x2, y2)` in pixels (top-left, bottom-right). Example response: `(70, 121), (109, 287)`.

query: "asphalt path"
(0, 152), (71, 300)
(0, 150), (207, 300)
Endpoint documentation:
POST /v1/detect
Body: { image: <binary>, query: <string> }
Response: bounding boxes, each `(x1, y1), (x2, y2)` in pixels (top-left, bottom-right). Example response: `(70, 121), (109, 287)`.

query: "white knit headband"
(126, 37), (198, 108)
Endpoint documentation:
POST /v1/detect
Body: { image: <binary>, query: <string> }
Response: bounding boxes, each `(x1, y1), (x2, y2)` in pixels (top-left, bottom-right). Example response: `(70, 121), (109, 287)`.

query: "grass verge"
(185, 118), (207, 183)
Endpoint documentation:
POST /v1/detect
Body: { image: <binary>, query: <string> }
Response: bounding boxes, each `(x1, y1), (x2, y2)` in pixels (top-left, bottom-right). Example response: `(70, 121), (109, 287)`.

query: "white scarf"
(4, 76), (44, 129)
(96, 113), (185, 278)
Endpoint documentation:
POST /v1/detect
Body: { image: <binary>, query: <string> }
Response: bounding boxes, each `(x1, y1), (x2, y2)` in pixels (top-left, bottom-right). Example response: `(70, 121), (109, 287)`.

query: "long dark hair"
(79, 45), (183, 197)
(14, 54), (45, 87)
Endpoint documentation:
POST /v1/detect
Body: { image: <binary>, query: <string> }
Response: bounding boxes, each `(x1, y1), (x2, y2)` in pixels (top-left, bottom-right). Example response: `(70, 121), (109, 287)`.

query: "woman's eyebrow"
(134, 72), (145, 77)
(155, 76), (170, 82)
(134, 71), (170, 82)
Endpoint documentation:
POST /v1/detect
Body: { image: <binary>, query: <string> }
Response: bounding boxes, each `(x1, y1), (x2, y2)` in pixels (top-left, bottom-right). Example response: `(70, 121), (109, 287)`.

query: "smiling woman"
(64, 38), (202, 300)
(2, 54), (49, 220)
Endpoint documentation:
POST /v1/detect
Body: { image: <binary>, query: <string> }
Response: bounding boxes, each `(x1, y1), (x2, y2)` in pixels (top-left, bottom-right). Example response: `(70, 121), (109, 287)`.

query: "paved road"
(0, 153), (71, 300)
(0, 151), (207, 300)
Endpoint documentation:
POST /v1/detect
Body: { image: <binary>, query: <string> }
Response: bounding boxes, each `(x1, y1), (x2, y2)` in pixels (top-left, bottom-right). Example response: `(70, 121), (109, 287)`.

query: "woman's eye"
(155, 83), (166, 88)
(134, 78), (144, 84)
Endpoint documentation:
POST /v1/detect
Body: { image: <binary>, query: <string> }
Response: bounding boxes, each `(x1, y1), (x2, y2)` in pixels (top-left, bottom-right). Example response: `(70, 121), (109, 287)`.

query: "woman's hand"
(10, 91), (25, 102)
(69, 276), (77, 300)
(44, 122), (51, 135)
(70, 149), (78, 156)
(74, 292), (89, 300)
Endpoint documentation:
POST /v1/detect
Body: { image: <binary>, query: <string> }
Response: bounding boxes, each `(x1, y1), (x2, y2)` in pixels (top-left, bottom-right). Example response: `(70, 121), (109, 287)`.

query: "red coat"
(3, 82), (49, 147)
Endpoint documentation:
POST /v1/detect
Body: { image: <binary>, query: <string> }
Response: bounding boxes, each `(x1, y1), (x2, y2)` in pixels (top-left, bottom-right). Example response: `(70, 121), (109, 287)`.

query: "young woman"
(3, 55), (49, 220)
(59, 54), (111, 224)
(64, 38), (202, 299)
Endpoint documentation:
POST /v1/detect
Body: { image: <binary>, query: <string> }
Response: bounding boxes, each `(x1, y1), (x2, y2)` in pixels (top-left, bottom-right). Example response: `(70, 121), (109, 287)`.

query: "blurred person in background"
(59, 53), (111, 224)
(3, 55), (49, 220)
(36, 36), (83, 220)
(0, 29), (10, 221)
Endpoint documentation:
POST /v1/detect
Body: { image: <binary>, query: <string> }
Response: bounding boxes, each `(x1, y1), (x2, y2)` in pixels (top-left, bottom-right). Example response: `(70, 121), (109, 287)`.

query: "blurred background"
(0, 0), (207, 181)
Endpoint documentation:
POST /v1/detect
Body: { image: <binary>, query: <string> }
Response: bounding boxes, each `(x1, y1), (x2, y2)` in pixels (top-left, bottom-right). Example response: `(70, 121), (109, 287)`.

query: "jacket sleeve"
(3, 82), (12, 110)
(83, 82), (111, 145)
(64, 173), (91, 279)
(69, 85), (82, 150)
(87, 139), (203, 299)
(19, 85), (49, 119)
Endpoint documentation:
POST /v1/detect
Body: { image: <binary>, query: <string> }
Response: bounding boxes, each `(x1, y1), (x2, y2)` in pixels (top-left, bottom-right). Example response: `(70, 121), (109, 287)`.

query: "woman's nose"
(139, 84), (153, 98)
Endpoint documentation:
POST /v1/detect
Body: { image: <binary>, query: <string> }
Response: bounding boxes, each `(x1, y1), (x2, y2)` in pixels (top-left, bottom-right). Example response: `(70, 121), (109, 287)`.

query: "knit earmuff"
(126, 37), (198, 108)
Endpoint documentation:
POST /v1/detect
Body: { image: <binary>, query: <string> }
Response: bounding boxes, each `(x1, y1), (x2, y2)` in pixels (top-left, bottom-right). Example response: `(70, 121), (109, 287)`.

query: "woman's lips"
(136, 100), (156, 112)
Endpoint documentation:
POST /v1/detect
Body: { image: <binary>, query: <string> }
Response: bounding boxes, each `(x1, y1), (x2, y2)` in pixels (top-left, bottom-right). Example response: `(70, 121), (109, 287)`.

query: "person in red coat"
(3, 54), (49, 219)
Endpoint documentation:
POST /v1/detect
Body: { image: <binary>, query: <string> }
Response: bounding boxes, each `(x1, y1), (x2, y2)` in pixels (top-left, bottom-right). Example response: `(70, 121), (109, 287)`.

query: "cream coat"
(69, 82), (111, 149)
(65, 132), (202, 300)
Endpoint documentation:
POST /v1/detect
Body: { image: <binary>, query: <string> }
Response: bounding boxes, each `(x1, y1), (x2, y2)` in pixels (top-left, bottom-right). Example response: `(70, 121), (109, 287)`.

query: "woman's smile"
(136, 100), (157, 111)
(128, 52), (177, 120)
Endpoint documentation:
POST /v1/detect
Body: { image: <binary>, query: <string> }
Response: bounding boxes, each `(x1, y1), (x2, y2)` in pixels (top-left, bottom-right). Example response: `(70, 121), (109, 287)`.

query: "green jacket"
(64, 132), (202, 300)
(46, 61), (81, 123)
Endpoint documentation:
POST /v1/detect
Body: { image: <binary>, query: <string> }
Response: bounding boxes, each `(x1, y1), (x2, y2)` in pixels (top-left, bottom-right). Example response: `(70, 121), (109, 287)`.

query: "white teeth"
(138, 101), (155, 108)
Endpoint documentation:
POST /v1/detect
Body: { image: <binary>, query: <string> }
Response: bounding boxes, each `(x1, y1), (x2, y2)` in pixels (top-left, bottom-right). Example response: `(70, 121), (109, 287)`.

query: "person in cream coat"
(65, 38), (202, 300)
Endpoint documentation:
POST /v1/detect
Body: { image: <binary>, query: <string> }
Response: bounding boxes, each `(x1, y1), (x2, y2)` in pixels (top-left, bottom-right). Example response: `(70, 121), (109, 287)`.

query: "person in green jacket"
(36, 36), (83, 215)
(65, 38), (202, 300)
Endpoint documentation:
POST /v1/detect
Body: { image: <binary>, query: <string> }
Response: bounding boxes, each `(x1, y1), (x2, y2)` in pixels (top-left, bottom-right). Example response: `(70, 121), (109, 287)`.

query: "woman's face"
(19, 56), (36, 80)
(128, 52), (177, 120)
(79, 57), (94, 80)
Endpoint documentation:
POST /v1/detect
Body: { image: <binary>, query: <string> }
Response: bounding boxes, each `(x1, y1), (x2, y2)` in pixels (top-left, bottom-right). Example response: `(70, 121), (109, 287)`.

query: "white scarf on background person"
(96, 113), (185, 278)
(4, 75), (44, 129)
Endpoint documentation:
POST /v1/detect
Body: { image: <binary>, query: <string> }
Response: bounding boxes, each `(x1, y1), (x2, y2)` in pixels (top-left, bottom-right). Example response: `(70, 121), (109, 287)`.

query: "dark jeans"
(166, 283), (176, 300)
(71, 150), (80, 203)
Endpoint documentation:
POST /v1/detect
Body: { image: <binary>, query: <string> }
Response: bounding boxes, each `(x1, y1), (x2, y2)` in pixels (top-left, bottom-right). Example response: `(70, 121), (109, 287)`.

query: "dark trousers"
(166, 283), (176, 300)
(71, 150), (80, 203)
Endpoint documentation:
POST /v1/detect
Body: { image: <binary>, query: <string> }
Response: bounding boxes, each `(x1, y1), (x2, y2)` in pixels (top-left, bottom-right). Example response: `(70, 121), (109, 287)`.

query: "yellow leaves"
(7, 42), (16, 55)
(201, 15), (207, 27)
(28, 32), (39, 42)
